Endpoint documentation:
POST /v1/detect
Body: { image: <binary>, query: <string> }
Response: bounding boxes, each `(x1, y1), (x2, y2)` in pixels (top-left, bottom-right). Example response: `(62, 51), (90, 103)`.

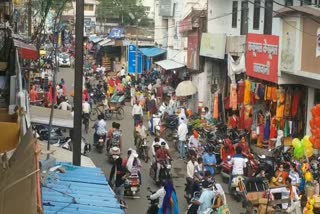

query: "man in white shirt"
(228, 146), (246, 193)
(149, 181), (166, 211)
(58, 98), (72, 111)
(132, 102), (143, 126)
(177, 118), (188, 159)
(120, 67), (126, 80)
(82, 98), (91, 114)
(187, 154), (197, 179)
(151, 137), (169, 156)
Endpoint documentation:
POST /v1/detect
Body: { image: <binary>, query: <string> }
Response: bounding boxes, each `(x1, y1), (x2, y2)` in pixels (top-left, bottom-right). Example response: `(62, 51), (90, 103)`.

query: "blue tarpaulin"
(139, 47), (166, 57)
(42, 163), (124, 214)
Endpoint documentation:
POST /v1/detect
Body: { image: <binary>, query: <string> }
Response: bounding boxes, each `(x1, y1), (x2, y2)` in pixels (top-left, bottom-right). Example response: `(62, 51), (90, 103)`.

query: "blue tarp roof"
(42, 163), (124, 214)
(139, 47), (166, 57)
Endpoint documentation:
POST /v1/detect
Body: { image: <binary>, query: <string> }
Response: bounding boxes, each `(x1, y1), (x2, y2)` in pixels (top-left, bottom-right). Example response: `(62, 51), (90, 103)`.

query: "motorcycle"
(185, 191), (201, 214)
(230, 175), (246, 202)
(136, 137), (149, 163)
(149, 159), (172, 184)
(184, 177), (216, 204)
(60, 137), (91, 155)
(146, 187), (159, 214)
(95, 134), (105, 153)
(33, 124), (66, 145)
(124, 173), (140, 198)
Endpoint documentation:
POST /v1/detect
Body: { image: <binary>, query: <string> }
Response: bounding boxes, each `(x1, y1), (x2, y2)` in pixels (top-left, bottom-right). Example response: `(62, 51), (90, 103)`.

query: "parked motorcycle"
(146, 187), (159, 214)
(60, 136), (91, 155)
(33, 124), (66, 145)
(124, 173), (140, 198)
(149, 160), (172, 184)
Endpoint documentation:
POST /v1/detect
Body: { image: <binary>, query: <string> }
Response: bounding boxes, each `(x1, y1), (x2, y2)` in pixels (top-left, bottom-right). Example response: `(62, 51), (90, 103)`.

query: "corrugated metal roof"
(42, 163), (124, 214)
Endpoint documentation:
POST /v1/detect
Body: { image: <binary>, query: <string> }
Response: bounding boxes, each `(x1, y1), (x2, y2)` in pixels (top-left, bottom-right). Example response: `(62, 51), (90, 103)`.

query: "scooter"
(108, 146), (121, 162)
(124, 173), (140, 198)
(146, 187), (159, 214)
(60, 137), (91, 155)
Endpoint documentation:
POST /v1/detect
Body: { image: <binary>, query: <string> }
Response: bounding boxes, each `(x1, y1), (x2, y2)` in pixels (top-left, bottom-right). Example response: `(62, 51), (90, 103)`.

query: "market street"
(58, 67), (245, 214)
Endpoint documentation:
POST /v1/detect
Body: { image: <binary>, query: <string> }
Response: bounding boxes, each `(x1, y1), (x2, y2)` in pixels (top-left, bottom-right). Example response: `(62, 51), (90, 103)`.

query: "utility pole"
(28, 0), (32, 37)
(73, 0), (84, 166)
(135, 25), (139, 79)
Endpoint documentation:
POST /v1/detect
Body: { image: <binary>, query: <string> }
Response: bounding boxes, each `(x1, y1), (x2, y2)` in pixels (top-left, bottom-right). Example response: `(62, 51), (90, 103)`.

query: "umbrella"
(175, 80), (197, 96)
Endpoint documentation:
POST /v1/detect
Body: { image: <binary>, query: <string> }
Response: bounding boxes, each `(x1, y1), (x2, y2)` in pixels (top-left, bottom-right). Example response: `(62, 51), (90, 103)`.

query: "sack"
(217, 204), (230, 214)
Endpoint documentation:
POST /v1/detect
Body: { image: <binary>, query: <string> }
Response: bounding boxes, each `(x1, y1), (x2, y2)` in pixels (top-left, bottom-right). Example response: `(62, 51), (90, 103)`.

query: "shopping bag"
(217, 204), (230, 214)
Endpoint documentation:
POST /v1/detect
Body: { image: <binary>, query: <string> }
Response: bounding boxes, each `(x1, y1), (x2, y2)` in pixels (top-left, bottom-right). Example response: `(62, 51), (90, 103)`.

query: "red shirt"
(156, 148), (170, 161)
(228, 116), (238, 129)
(30, 89), (38, 102)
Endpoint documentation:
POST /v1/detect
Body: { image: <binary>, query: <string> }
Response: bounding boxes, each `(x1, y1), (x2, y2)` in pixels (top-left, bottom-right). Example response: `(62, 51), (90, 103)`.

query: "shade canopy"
(175, 80), (197, 96)
(155, 59), (185, 70)
(139, 47), (166, 57)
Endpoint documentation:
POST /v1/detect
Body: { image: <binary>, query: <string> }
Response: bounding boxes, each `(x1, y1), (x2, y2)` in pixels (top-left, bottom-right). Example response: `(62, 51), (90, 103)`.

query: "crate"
(0, 109), (20, 153)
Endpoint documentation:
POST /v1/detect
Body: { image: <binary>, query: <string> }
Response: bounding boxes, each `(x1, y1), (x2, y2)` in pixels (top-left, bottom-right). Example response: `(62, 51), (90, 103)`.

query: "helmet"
(161, 141), (166, 147)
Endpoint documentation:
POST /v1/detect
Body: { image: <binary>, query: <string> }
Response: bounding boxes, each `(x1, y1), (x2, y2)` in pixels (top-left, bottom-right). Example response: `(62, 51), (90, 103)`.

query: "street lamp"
(129, 13), (141, 80)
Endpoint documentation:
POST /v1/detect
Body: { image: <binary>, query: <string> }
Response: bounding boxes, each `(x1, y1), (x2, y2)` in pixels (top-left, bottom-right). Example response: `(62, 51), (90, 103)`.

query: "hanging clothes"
(265, 86), (272, 101)
(227, 54), (246, 84)
(269, 117), (277, 139)
(291, 90), (301, 118)
(229, 83), (238, 111)
(284, 88), (293, 118)
(213, 93), (219, 119)
(255, 83), (260, 100)
(243, 79), (251, 105)
(276, 89), (285, 120)
(238, 104), (245, 130)
(271, 87), (278, 102)
(250, 82), (256, 104)
(264, 114), (271, 141)
(237, 80), (245, 104)
(258, 84), (265, 100)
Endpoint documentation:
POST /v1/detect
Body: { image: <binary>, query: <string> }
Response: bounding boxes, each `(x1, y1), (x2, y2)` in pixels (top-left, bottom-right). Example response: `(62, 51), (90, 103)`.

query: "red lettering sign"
(246, 34), (279, 83)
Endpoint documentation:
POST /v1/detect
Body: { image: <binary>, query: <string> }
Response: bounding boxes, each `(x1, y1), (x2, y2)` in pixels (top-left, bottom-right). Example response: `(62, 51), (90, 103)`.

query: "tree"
(96, 0), (149, 27)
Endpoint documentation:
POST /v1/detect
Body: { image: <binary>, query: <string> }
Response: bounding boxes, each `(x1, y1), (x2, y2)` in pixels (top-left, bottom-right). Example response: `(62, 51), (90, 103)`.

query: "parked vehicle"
(60, 136), (91, 155)
(33, 124), (66, 145)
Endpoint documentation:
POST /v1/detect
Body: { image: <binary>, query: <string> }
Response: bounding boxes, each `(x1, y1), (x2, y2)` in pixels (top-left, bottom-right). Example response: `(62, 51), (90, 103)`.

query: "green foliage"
(96, 0), (149, 26)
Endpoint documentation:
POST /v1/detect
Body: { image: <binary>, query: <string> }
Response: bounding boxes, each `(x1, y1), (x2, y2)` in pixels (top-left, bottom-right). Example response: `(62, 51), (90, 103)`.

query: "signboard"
(246, 33), (279, 83)
(159, 0), (173, 17)
(317, 28), (320, 58)
(128, 45), (142, 74)
(179, 18), (192, 33)
(187, 32), (199, 70)
(108, 28), (124, 39)
(200, 33), (226, 59)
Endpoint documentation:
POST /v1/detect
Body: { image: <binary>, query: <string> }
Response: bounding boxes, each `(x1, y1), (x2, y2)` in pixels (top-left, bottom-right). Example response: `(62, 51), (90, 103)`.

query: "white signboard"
(200, 33), (226, 59)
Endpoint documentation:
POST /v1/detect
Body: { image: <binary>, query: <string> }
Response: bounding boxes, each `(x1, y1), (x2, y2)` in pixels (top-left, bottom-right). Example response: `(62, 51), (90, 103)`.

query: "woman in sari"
(158, 181), (179, 214)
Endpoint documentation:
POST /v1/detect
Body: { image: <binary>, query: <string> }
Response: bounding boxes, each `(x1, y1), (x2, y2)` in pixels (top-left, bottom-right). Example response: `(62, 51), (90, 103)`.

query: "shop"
(226, 33), (308, 149)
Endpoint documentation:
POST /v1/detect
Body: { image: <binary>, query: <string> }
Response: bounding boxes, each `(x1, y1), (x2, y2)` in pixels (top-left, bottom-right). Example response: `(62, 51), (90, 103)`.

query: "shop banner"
(246, 33), (279, 83)
(200, 33), (226, 59)
(317, 28), (320, 58)
(127, 45), (142, 74)
(187, 32), (199, 70)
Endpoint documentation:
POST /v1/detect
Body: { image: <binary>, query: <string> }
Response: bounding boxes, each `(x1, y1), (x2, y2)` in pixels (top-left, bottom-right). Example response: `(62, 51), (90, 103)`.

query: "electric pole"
(73, 0), (84, 166)
(28, 0), (32, 37)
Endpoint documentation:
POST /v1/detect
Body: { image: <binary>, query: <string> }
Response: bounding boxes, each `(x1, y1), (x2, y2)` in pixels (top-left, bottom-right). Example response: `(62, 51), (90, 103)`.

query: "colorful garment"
(238, 104), (245, 130)
(229, 84), (238, 111)
(284, 89), (293, 118)
(213, 93), (219, 119)
(264, 116), (270, 141)
(291, 91), (301, 118)
(243, 80), (251, 105)
(237, 80), (245, 104)
(269, 117), (277, 139)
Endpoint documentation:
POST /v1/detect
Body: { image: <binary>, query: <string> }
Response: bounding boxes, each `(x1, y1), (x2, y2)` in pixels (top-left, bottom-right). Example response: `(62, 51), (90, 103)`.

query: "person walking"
(158, 180), (179, 214)
(177, 118), (188, 160)
(132, 101), (143, 126)
(109, 157), (128, 200)
(228, 146), (246, 193)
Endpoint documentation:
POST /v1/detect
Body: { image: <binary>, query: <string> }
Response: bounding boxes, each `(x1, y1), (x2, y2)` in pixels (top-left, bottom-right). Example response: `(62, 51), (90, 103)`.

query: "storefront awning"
(139, 47), (166, 57)
(155, 59), (185, 70)
(30, 106), (73, 128)
(98, 39), (115, 46)
(13, 39), (39, 60)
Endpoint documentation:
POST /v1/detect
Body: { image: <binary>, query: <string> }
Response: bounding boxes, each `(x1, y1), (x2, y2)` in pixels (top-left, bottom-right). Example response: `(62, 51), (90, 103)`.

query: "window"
(84, 4), (94, 11)
(240, 1), (248, 35)
(232, 1), (238, 28)
(144, 6), (151, 12)
(285, 0), (293, 6)
(264, 0), (273, 35)
(253, 0), (260, 30)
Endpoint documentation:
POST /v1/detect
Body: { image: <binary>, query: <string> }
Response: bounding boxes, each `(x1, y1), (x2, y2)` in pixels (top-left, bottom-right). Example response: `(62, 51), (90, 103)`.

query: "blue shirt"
(198, 189), (214, 213)
(202, 153), (217, 175)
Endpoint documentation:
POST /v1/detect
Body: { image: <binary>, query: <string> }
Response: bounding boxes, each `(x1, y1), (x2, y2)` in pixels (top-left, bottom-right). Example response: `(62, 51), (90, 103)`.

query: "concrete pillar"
(306, 87), (315, 136)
